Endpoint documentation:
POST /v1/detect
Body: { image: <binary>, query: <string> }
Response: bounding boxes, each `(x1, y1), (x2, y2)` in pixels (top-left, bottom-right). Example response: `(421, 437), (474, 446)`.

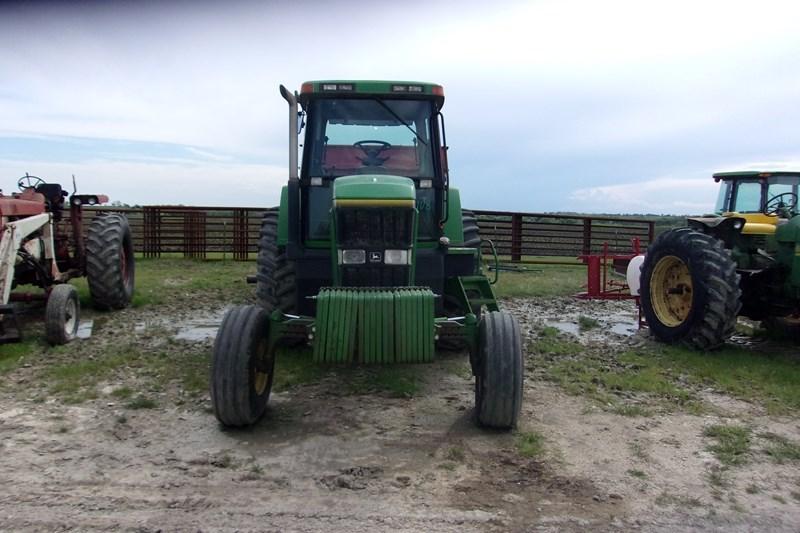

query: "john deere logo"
(369, 251), (382, 263)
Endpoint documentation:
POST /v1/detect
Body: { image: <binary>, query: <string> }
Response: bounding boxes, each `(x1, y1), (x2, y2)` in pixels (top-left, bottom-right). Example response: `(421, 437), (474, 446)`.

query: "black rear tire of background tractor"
(86, 213), (135, 310)
(256, 211), (296, 314)
(475, 310), (524, 430)
(640, 228), (741, 350)
(210, 305), (274, 427)
(45, 284), (80, 345)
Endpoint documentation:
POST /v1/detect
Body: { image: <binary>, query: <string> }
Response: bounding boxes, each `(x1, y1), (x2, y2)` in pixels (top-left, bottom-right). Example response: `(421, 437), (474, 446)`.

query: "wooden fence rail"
(67, 206), (654, 261)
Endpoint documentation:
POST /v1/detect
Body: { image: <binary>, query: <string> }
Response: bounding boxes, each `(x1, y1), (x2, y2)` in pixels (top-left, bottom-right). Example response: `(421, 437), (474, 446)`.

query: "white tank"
(627, 254), (645, 296)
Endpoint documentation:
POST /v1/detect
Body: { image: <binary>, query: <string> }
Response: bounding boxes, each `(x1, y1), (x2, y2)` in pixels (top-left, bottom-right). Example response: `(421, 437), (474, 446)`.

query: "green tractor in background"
(641, 170), (800, 349)
(210, 80), (523, 429)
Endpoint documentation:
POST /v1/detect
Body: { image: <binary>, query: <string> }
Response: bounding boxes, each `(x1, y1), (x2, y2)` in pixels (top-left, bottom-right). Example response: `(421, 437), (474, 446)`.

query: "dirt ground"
(1, 290), (800, 532)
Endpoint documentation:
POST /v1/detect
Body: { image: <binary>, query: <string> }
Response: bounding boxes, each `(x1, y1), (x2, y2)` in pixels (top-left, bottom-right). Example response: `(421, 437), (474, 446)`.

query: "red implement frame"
(576, 238), (641, 300)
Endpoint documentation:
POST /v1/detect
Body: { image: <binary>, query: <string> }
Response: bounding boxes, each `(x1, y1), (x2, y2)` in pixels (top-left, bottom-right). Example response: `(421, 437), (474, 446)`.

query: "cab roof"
(299, 80), (444, 107)
(713, 170), (800, 181)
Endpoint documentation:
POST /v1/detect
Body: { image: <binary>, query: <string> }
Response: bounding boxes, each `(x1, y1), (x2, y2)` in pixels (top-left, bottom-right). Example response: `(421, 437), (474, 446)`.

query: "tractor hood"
(332, 175), (416, 208)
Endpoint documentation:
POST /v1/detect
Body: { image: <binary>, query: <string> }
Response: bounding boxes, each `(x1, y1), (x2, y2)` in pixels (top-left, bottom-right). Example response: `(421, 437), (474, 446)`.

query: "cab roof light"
(431, 85), (444, 96)
(320, 83), (354, 92)
(301, 82), (314, 94)
(392, 84), (424, 93)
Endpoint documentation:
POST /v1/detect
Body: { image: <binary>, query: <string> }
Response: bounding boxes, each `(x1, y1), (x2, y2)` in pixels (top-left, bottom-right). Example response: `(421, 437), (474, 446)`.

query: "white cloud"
(570, 176), (719, 215)
(0, 158), (287, 207)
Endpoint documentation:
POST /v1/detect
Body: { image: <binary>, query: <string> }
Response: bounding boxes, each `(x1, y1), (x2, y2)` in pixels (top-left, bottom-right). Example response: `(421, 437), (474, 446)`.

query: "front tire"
(640, 228), (741, 350)
(475, 311), (524, 430)
(45, 284), (79, 345)
(210, 305), (274, 427)
(86, 214), (135, 310)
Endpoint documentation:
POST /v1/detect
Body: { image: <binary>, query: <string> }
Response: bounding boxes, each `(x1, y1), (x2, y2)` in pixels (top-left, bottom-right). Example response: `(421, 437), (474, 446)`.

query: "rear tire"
(256, 211), (296, 314)
(45, 284), (79, 345)
(475, 311), (524, 430)
(462, 209), (481, 248)
(640, 228), (741, 350)
(86, 213), (135, 310)
(211, 305), (274, 427)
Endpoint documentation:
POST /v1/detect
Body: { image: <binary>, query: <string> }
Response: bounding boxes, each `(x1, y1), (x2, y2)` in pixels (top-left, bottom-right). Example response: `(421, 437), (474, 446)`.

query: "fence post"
(143, 207), (161, 258)
(647, 221), (655, 246)
(233, 209), (249, 261)
(582, 218), (592, 255)
(511, 214), (522, 262)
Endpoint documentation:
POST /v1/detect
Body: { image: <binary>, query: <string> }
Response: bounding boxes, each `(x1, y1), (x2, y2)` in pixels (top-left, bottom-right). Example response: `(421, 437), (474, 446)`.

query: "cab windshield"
(715, 176), (800, 215)
(304, 98), (435, 179)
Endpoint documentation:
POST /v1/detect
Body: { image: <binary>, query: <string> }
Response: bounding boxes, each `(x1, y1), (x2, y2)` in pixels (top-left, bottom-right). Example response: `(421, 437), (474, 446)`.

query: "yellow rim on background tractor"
(650, 255), (693, 327)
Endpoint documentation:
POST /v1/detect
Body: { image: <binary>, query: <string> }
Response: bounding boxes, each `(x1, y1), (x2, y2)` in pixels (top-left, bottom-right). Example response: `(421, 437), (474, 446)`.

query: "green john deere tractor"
(641, 170), (800, 349)
(210, 80), (523, 429)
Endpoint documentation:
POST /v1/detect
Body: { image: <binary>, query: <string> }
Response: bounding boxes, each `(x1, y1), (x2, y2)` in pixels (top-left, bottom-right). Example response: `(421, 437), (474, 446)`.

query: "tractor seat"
(34, 183), (67, 210)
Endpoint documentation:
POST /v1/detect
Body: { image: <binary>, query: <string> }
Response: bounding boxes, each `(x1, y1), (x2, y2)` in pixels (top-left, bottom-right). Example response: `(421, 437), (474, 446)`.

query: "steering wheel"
(353, 140), (392, 167)
(354, 140), (392, 152)
(18, 174), (46, 191)
(765, 192), (798, 216)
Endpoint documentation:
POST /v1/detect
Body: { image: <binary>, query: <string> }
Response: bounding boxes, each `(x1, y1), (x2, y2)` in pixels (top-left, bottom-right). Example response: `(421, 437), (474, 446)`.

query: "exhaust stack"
(279, 85), (298, 180)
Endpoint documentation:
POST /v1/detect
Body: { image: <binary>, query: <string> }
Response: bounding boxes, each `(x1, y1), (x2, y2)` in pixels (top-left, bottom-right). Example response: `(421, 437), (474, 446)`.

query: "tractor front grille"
(337, 207), (413, 288)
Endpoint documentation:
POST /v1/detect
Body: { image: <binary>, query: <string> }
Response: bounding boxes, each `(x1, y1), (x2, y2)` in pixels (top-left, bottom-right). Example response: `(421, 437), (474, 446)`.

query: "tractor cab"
(712, 171), (800, 235)
(296, 81), (447, 246)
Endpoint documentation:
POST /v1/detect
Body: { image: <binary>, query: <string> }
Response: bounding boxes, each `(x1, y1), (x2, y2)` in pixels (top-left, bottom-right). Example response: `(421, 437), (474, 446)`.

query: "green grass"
(493, 264), (584, 298)
(126, 395), (157, 409)
(445, 446), (466, 462)
(515, 431), (545, 458)
(0, 339), (40, 373)
(71, 257), (255, 308)
(760, 433), (800, 464)
(646, 344), (800, 415)
(703, 424), (752, 466)
(110, 386), (134, 399)
(530, 327), (583, 356)
(578, 315), (600, 331)
(272, 349), (326, 391)
(541, 345), (697, 414)
(627, 469), (647, 479)
(39, 334), (211, 404)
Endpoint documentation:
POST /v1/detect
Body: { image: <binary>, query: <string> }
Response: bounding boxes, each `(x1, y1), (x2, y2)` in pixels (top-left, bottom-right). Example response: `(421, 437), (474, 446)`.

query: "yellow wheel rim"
(253, 370), (269, 395)
(650, 255), (693, 327)
(252, 338), (270, 396)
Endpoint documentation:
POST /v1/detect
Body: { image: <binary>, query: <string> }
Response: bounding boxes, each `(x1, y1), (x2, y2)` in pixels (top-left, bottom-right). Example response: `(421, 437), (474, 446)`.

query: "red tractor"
(0, 174), (135, 344)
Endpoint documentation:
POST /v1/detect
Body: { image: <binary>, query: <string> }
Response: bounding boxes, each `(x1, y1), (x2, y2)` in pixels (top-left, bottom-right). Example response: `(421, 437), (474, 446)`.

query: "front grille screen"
(337, 207), (414, 287)
(337, 208), (412, 248)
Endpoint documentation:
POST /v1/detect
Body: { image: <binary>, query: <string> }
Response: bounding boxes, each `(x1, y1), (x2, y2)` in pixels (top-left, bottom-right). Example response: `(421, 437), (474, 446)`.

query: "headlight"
(384, 249), (410, 265)
(339, 249), (366, 264)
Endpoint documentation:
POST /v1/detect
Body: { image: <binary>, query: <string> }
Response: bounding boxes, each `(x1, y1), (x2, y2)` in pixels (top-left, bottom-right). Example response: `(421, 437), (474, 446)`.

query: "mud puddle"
(134, 307), (228, 342)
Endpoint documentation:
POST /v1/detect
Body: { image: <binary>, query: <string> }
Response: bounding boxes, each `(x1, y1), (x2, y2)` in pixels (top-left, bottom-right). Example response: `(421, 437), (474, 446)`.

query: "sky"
(1, 0), (799, 214)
